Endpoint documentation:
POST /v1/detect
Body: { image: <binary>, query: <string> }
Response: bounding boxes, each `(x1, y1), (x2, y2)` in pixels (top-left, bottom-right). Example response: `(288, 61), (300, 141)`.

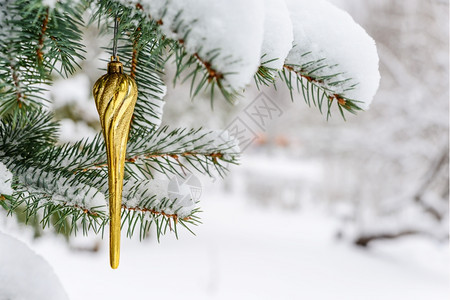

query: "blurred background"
(2, 0), (448, 299)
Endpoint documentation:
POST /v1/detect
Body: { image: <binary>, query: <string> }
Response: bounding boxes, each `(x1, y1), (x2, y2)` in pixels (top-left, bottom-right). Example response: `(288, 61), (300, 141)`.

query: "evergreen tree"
(0, 0), (379, 257)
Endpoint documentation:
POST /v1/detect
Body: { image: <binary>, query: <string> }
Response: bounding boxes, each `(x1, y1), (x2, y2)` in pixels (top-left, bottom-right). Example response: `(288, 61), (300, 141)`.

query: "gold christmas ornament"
(93, 56), (138, 269)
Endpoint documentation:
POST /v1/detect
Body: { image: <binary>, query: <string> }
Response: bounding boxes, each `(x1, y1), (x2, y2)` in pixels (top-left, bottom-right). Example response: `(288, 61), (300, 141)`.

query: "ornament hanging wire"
(112, 14), (119, 60)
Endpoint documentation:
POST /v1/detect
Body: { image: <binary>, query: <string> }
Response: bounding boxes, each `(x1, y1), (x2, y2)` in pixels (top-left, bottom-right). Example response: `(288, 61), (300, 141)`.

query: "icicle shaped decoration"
(93, 56), (138, 269)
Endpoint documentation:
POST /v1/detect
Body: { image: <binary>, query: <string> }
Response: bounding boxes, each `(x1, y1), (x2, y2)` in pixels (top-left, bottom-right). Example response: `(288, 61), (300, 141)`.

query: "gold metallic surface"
(93, 57), (137, 269)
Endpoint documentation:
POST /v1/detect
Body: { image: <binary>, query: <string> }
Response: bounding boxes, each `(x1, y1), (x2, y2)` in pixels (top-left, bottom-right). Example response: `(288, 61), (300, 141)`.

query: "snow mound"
(0, 232), (69, 300)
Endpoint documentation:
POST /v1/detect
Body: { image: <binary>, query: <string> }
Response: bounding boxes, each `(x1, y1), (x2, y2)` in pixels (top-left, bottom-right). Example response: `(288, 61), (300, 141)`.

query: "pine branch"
(36, 8), (50, 65)
(2, 184), (201, 240)
(0, 109), (238, 239)
(0, 110), (239, 184)
(280, 52), (363, 119)
(92, 1), (240, 106)
(253, 55), (278, 89)
(1, 158), (201, 240)
(0, 0), (86, 116)
(91, 0), (168, 130)
(251, 50), (364, 119)
(168, 42), (239, 106)
(44, 1), (86, 77)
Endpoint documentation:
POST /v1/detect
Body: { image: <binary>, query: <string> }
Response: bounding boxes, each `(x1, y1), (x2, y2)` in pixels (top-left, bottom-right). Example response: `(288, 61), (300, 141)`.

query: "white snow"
(50, 73), (99, 123)
(260, 0), (293, 70)
(124, 0), (265, 92)
(122, 178), (170, 208)
(17, 167), (107, 213)
(122, 176), (197, 218)
(42, 0), (58, 9)
(51, 74), (90, 109)
(0, 232), (68, 300)
(115, 0), (379, 108)
(59, 118), (98, 143)
(0, 162), (13, 195)
(284, 0), (380, 109)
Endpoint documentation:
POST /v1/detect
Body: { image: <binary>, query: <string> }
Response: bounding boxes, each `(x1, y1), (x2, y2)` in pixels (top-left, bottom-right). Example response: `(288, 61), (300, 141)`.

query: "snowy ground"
(3, 187), (448, 300)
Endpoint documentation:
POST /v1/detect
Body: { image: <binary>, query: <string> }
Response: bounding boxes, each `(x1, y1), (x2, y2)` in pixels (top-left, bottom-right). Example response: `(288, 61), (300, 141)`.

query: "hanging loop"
(112, 14), (119, 61)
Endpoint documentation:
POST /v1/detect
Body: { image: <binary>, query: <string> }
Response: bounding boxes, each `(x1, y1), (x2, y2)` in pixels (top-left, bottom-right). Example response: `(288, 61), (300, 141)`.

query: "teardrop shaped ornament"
(93, 56), (138, 269)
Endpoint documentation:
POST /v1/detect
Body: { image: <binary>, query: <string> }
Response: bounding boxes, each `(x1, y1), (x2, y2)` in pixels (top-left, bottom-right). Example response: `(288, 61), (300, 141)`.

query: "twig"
(193, 52), (223, 82)
(9, 64), (23, 107)
(283, 64), (347, 106)
(37, 8), (49, 63)
(130, 27), (141, 79)
(78, 151), (225, 172)
(354, 230), (418, 247)
(123, 204), (188, 222)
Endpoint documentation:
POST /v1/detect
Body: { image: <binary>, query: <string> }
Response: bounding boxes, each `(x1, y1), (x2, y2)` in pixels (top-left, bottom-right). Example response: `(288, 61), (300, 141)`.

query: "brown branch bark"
(193, 52), (223, 82)
(78, 151), (224, 172)
(122, 204), (190, 222)
(130, 27), (141, 79)
(283, 64), (347, 106)
(65, 201), (188, 221)
(354, 230), (419, 247)
(9, 64), (23, 107)
(37, 8), (49, 64)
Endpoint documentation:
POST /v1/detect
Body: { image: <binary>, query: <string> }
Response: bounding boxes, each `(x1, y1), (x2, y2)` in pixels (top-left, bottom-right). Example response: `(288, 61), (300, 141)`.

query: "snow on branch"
(3, 158), (202, 237)
(284, 0), (380, 111)
(7, 163), (107, 215)
(114, 0), (378, 113)
(3, 162), (200, 238)
(0, 109), (238, 236)
(122, 178), (193, 218)
(123, 0), (265, 93)
(260, 0), (293, 71)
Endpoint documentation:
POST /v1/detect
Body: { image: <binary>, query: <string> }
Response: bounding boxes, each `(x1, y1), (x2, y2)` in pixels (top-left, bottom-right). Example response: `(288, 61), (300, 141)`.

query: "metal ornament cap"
(92, 56), (138, 269)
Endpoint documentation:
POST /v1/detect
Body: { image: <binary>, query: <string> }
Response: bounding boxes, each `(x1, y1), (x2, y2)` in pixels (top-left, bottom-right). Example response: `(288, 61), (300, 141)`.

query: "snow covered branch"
(0, 109), (238, 237)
